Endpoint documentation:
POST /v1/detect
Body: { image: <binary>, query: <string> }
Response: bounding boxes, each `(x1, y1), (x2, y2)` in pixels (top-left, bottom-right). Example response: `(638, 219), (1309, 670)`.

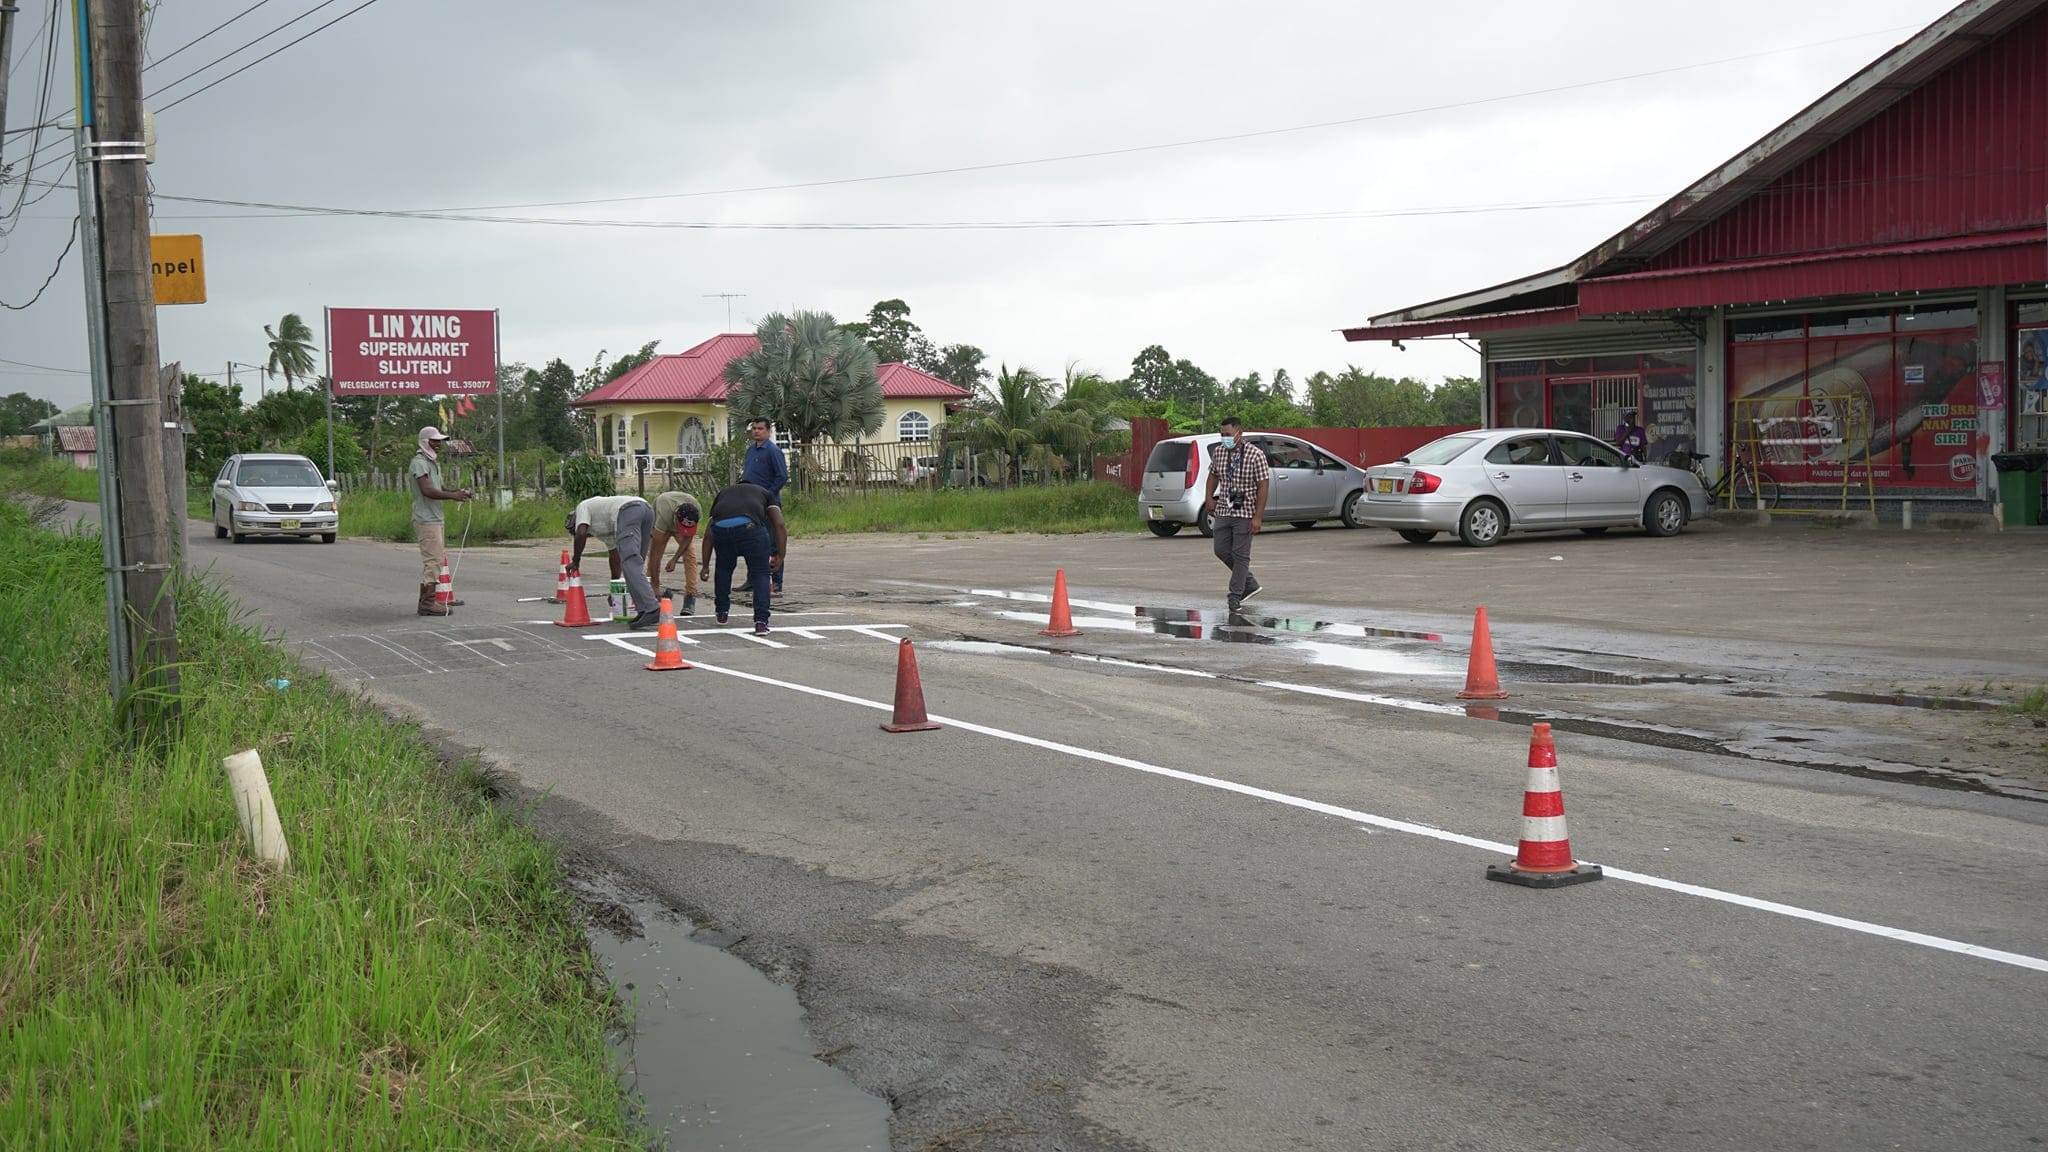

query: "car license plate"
(1374, 479), (1396, 493)
(1148, 505), (1163, 519)
(279, 519), (299, 530)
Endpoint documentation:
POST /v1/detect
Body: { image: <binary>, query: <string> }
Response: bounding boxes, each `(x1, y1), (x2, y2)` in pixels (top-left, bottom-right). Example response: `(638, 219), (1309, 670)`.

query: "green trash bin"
(1992, 452), (2047, 527)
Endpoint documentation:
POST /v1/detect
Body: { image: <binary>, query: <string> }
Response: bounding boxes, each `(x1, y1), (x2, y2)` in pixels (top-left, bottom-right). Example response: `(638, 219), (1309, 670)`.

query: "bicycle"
(1669, 448), (1779, 510)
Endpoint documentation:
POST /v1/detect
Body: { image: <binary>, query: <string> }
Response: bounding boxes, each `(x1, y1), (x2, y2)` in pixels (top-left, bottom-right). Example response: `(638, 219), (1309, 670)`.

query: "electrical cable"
(0, 6), (62, 232)
(154, 0), (380, 113)
(144, 0), (278, 74)
(143, 0), (340, 103)
(0, 355), (88, 374)
(0, 215), (78, 310)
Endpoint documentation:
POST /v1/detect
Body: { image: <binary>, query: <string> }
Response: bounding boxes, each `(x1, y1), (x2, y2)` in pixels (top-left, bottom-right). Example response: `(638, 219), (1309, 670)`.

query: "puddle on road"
(1820, 690), (2004, 712)
(585, 893), (889, 1151)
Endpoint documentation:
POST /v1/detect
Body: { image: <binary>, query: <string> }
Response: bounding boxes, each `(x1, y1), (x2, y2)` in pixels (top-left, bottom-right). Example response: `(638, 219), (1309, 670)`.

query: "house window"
(897, 410), (931, 442)
(677, 417), (708, 464)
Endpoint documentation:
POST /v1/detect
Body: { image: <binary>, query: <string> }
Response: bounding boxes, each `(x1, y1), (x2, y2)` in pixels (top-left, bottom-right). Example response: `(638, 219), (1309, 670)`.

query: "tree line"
(101, 304), (1479, 478)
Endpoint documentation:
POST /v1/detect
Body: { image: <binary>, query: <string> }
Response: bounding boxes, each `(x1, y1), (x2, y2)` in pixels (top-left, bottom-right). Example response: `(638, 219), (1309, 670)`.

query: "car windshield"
(1400, 436), (1485, 466)
(238, 462), (325, 487)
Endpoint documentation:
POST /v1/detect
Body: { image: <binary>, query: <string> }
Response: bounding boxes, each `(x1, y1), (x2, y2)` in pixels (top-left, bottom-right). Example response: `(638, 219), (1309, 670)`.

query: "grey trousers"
(1211, 515), (1257, 598)
(613, 501), (659, 614)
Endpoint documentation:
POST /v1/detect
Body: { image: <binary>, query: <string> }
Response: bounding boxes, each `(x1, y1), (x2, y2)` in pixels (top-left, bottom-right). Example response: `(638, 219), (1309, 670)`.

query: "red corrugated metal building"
(1344, 0), (2048, 516)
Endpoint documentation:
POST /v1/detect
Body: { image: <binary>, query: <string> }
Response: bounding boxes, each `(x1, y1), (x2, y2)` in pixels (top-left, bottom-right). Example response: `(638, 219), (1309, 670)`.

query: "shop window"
(1494, 360), (1542, 379)
(1808, 309), (1892, 337)
(1896, 305), (1976, 333)
(1731, 315), (1806, 342)
(897, 410), (932, 442)
(2016, 300), (2048, 325)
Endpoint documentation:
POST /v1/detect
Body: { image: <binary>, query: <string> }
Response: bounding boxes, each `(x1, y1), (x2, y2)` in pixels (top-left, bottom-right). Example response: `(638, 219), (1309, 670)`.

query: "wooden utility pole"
(85, 0), (179, 735)
(0, 3), (19, 154)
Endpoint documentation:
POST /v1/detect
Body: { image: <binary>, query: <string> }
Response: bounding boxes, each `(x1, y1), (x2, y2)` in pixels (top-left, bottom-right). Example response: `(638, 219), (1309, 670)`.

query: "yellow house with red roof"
(571, 333), (972, 476)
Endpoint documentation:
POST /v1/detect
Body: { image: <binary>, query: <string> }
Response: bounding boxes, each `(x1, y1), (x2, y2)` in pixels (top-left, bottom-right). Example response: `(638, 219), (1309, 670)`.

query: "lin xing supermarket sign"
(325, 307), (498, 395)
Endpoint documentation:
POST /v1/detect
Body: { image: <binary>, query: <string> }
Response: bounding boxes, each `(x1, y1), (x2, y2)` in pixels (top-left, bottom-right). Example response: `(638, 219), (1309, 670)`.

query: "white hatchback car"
(1138, 432), (1370, 537)
(1355, 428), (1711, 547)
(210, 453), (340, 543)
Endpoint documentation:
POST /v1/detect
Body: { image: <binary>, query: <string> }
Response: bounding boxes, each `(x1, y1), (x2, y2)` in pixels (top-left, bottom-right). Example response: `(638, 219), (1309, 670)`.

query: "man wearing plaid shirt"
(1203, 416), (1270, 612)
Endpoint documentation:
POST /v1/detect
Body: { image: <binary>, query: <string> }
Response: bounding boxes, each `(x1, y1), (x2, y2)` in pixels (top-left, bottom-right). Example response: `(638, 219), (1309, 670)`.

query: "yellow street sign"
(150, 234), (206, 305)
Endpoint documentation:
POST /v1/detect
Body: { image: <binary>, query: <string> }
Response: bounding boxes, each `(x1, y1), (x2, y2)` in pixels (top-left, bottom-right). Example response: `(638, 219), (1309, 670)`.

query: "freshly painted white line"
(610, 637), (2048, 976)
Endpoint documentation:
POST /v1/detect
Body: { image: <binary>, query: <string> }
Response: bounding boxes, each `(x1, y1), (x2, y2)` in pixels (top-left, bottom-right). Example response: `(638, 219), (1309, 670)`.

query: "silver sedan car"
(1354, 428), (1712, 547)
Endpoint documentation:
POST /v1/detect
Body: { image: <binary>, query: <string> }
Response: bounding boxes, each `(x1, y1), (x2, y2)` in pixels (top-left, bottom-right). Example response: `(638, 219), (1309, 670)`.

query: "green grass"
(0, 500), (636, 1148)
(338, 490), (571, 544)
(0, 452), (103, 502)
(782, 481), (1135, 536)
(2010, 687), (2048, 717)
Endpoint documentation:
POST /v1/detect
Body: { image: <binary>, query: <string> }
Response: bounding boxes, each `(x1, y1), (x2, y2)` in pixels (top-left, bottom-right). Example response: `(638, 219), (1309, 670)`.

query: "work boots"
(417, 582), (450, 617)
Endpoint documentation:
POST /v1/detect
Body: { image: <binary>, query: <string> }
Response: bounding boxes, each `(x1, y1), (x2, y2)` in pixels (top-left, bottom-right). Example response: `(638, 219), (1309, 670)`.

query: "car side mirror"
(1621, 457), (1639, 469)
(327, 479), (340, 492)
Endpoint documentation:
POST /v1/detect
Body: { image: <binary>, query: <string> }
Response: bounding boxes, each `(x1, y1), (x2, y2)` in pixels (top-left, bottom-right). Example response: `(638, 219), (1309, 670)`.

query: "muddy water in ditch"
(587, 894), (889, 1150)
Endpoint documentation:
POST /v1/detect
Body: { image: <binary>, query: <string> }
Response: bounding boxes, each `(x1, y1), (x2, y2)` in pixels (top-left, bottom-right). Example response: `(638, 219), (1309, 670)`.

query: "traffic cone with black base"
(548, 549), (570, 604)
(1487, 723), (1602, 888)
(1457, 605), (1508, 700)
(1040, 569), (1082, 638)
(555, 571), (600, 627)
(881, 637), (941, 732)
(643, 597), (692, 671)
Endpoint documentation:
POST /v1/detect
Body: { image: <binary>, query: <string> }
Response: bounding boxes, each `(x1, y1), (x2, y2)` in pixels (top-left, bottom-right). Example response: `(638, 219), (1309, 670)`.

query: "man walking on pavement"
(741, 417), (789, 597)
(649, 489), (703, 615)
(1203, 416), (1270, 613)
(408, 426), (472, 617)
(565, 494), (662, 630)
(698, 480), (787, 635)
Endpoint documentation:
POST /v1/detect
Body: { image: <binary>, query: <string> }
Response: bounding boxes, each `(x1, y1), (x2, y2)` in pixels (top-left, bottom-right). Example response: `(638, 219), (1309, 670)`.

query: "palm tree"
(263, 313), (317, 394)
(951, 364), (1055, 487)
(723, 311), (883, 490)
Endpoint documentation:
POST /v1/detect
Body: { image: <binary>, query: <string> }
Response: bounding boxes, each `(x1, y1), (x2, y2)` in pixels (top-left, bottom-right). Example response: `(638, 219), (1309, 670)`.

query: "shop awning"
(1342, 305), (1580, 343)
(1576, 229), (2048, 314)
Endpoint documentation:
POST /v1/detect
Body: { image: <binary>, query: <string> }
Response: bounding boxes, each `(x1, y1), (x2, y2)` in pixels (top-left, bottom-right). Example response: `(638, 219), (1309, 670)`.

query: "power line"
(136, 191), (1660, 230)
(0, 215), (77, 310)
(352, 24), (1926, 216)
(0, 355), (88, 374)
(143, 0), (341, 103)
(144, 0), (278, 74)
(155, 0), (380, 113)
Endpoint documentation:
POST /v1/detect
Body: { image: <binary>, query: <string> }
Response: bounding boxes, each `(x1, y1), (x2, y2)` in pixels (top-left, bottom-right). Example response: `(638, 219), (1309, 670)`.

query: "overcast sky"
(0, 0), (1963, 411)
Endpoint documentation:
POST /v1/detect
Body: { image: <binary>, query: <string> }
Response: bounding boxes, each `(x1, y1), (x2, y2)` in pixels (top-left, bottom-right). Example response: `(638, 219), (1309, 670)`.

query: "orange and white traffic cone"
(1457, 605), (1508, 700)
(436, 561), (460, 611)
(548, 549), (570, 604)
(881, 637), (941, 732)
(1486, 723), (1602, 888)
(555, 571), (599, 627)
(643, 597), (693, 671)
(1039, 569), (1082, 638)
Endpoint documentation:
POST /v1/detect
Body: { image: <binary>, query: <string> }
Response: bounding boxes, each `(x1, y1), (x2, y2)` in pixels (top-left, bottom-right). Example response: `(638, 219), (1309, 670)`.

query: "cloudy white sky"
(1, 0), (1963, 410)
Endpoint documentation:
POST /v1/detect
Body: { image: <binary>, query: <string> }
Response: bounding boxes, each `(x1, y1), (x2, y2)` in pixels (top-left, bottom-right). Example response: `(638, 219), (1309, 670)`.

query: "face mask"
(1218, 435), (1236, 449)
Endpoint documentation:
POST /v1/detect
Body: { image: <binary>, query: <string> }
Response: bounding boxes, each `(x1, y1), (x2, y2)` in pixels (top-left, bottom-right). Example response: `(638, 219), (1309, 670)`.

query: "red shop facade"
(1342, 0), (2048, 518)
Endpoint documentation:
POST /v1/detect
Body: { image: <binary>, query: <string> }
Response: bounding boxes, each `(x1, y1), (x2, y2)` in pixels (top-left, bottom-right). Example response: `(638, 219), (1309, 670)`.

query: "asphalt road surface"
(163, 509), (2048, 1152)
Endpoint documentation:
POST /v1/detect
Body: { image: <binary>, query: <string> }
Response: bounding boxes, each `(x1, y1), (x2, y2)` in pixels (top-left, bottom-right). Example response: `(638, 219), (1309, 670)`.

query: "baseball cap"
(421, 426), (448, 442)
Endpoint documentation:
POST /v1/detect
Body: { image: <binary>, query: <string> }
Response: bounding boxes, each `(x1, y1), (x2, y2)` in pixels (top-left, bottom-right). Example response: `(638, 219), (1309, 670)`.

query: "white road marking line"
(606, 638), (2048, 976)
(357, 633), (442, 675)
(447, 637), (515, 652)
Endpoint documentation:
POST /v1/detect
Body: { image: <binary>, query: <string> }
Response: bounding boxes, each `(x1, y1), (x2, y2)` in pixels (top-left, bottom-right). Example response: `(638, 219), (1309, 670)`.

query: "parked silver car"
(210, 453), (340, 543)
(1354, 428), (1711, 547)
(1139, 432), (1370, 537)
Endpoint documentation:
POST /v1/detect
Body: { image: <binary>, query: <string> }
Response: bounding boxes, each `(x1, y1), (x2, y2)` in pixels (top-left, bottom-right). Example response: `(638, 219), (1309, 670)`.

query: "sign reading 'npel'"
(326, 307), (498, 395)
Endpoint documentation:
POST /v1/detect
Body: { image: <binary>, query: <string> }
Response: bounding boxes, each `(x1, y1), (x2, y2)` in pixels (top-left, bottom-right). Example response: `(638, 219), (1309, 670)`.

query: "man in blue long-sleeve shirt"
(741, 417), (789, 594)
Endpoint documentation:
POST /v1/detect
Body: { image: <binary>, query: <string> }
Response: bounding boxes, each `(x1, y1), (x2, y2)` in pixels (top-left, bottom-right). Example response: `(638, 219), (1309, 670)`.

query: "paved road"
(164, 511), (2048, 1151)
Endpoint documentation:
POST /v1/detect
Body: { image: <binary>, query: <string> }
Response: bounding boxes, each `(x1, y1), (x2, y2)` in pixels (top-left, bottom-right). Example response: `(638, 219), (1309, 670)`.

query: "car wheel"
(1645, 490), (1687, 538)
(1290, 520), (1318, 530)
(1195, 505), (1214, 538)
(321, 532), (338, 544)
(212, 503), (227, 539)
(1397, 529), (1437, 544)
(1579, 526), (1609, 536)
(1145, 521), (1181, 538)
(1457, 499), (1506, 548)
(1340, 489), (1366, 529)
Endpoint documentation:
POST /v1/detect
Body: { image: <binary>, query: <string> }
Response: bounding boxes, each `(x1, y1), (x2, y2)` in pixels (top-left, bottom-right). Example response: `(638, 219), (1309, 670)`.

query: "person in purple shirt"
(741, 417), (789, 594)
(1613, 409), (1649, 462)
